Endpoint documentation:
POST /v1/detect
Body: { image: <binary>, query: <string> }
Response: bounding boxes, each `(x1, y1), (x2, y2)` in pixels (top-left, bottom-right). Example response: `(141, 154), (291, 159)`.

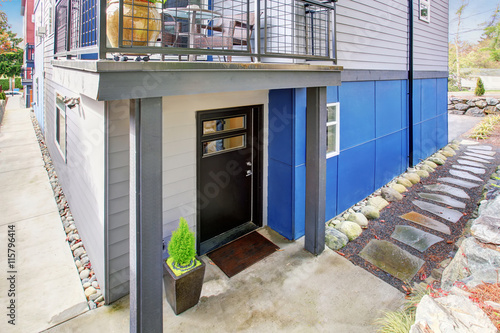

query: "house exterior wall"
(103, 90), (269, 302)
(33, 0), (44, 131)
(268, 77), (448, 240)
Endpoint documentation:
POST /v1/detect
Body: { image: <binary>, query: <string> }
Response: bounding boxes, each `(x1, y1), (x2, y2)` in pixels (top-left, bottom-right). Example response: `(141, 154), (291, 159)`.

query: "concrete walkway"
(48, 228), (404, 332)
(448, 114), (483, 142)
(0, 96), (88, 333)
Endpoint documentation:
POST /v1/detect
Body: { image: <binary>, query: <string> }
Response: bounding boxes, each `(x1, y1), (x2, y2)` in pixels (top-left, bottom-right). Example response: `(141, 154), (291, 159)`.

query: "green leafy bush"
(475, 77), (485, 96)
(0, 79), (9, 91)
(167, 217), (196, 267)
(0, 92), (6, 100)
(15, 77), (22, 89)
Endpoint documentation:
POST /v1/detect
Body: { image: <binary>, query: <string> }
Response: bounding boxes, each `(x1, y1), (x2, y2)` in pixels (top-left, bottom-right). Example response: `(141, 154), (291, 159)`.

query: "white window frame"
(326, 102), (340, 158)
(419, 0), (430, 23)
(55, 92), (67, 161)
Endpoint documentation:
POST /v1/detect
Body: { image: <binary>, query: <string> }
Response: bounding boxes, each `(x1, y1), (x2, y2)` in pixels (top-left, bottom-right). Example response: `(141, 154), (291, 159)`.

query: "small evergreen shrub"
(167, 217), (196, 267)
(475, 77), (485, 96)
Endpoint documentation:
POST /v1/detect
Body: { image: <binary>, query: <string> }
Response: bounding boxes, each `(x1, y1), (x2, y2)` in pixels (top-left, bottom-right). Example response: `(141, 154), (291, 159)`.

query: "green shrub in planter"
(166, 217), (200, 275)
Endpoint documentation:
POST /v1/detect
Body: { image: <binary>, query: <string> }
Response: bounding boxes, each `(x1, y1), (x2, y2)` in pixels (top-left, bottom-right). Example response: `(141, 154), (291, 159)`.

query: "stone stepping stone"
(464, 152), (495, 160)
(417, 193), (466, 209)
(449, 169), (483, 182)
(466, 149), (496, 157)
(438, 177), (480, 189)
(359, 239), (425, 281)
(412, 200), (463, 223)
(452, 165), (485, 175)
(461, 155), (491, 164)
(400, 211), (451, 235)
(457, 159), (486, 168)
(423, 184), (470, 199)
(466, 145), (492, 151)
(391, 225), (444, 252)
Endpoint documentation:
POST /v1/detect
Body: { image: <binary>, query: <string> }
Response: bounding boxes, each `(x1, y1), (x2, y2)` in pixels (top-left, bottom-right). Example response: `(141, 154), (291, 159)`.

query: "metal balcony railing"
(54, 0), (336, 63)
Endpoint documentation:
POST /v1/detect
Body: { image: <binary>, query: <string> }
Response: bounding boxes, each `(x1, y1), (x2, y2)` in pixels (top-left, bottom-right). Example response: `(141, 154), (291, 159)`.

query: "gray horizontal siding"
(413, 0), (449, 71)
(336, 0), (408, 70)
(106, 100), (131, 303)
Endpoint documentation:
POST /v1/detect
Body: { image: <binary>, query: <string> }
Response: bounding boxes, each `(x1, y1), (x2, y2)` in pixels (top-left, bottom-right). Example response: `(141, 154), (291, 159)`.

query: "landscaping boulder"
(475, 99), (488, 108)
(433, 153), (447, 161)
(391, 183), (407, 193)
(441, 237), (500, 290)
(325, 226), (349, 250)
(381, 187), (403, 202)
(454, 103), (470, 111)
(410, 295), (497, 333)
(420, 164), (435, 173)
(360, 205), (380, 220)
(487, 97), (499, 105)
(478, 195), (500, 217)
(424, 160), (438, 169)
(484, 105), (498, 114)
(335, 221), (362, 241)
(404, 172), (421, 184)
(415, 169), (430, 178)
(347, 212), (369, 228)
(465, 107), (485, 117)
(429, 157), (445, 165)
(367, 196), (389, 210)
(397, 177), (413, 188)
(471, 215), (500, 245)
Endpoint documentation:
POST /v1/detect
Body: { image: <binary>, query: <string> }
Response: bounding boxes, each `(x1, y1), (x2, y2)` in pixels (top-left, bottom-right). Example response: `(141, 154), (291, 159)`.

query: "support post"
(129, 97), (163, 333)
(305, 87), (327, 255)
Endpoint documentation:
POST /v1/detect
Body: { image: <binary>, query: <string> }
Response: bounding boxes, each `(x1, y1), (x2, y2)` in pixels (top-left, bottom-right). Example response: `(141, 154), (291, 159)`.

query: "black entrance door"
(197, 106), (262, 253)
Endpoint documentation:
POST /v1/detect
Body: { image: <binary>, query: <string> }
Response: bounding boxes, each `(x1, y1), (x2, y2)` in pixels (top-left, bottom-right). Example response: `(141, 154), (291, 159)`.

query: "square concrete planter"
(163, 257), (206, 315)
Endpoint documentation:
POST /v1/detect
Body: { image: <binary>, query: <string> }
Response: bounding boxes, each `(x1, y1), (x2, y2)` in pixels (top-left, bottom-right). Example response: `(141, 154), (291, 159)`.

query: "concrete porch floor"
(48, 227), (404, 332)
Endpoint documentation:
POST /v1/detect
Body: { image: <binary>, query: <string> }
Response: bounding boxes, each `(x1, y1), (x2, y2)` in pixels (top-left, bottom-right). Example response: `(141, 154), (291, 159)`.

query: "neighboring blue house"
(32, 0), (448, 323)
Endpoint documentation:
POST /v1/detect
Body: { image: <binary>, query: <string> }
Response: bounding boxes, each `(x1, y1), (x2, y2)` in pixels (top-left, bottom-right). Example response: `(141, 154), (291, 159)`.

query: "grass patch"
(469, 115), (500, 140)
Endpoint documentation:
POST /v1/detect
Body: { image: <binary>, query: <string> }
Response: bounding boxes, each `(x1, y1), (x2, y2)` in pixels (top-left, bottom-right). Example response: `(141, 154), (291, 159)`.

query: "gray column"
(129, 98), (163, 333)
(305, 87), (327, 255)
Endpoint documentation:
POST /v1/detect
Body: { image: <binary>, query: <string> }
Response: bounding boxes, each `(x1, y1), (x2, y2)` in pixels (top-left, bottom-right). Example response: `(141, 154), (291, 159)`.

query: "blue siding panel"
(327, 86), (339, 103)
(268, 89), (294, 165)
(294, 165), (306, 239)
(338, 142), (376, 213)
(375, 132), (403, 189)
(375, 81), (403, 137)
(294, 89), (307, 166)
(413, 123), (423, 162)
(421, 79), (437, 121)
(325, 156), (338, 220)
(421, 116), (437, 158)
(339, 81), (376, 150)
(267, 159), (294, 239)
(412, 80), (422, 124)
(437, 113), (448, 148)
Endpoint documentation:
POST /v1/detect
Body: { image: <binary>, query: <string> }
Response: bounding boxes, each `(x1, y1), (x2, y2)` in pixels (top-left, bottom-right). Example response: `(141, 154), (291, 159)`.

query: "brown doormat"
(207, 231), (280, 278)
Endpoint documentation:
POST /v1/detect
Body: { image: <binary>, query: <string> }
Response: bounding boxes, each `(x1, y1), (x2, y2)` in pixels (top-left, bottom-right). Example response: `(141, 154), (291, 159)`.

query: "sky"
(1, 0), (23, 40)
(449, 0), (500, 44)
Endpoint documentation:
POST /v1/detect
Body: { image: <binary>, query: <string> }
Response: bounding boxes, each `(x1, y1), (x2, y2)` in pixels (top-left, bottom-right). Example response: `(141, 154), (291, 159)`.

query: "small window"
(419, 0), (430, 23)
(202, 116), (245, 135)
(326, 102), (339, 158)
(202, 134), (245, 156)
(55, 93), (67, 160)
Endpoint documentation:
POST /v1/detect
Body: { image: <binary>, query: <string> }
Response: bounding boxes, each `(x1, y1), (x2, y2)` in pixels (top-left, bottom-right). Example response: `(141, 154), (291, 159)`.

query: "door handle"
(246, 170), (253, 177)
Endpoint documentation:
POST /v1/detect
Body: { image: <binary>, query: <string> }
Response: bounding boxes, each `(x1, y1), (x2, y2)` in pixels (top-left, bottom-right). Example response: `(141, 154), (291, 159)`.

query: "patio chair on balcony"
(193, 12), (256, 62)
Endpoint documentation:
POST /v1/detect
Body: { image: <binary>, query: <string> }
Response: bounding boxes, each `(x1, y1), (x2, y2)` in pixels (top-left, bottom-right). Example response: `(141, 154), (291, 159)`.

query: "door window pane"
(203, 116), (245, 135)
(327, 126), (336, 154)
(203, 134), (245, 156)
(327, 104), (337, 122)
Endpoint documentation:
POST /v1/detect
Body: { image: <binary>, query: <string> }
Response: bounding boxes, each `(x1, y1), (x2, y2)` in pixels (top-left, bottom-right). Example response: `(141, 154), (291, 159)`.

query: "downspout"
(408, 0), (414, 166)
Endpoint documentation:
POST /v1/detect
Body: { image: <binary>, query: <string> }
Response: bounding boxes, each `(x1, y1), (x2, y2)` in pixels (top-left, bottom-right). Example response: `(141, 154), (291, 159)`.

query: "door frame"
(195, 104), (264, 253)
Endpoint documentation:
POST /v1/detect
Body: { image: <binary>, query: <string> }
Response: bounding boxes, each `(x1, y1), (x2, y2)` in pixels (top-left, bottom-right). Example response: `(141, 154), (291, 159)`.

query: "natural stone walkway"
(327, 141), (500, 290)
